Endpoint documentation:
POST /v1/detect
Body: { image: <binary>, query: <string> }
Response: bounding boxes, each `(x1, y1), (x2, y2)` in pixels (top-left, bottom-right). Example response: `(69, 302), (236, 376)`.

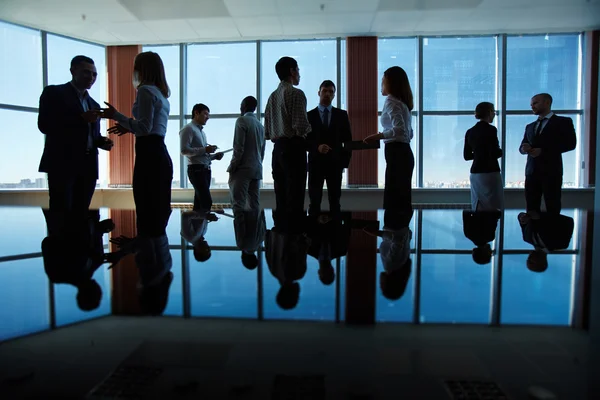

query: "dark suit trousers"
(525, 173), (563, 214)
(308, 159), (342, 214)
(187, 164), (212, 212)
(272, 137), (307, 213)
(384, 142), (414, 212)
(47, 153), (97, 212)
(133, 136), (173, 237)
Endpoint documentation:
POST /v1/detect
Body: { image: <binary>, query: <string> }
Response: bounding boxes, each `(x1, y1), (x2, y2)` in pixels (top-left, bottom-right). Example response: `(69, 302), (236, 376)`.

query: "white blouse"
(380, 95), (413, 144)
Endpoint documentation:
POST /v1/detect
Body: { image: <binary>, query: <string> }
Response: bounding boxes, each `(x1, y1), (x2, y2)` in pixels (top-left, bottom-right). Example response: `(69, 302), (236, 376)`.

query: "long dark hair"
(384, 66), (414, 111)
(134, 51), (170, 98)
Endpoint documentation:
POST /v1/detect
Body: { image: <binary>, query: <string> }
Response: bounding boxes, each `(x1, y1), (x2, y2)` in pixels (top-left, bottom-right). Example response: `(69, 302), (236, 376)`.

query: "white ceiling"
(0, 0), (599, 45)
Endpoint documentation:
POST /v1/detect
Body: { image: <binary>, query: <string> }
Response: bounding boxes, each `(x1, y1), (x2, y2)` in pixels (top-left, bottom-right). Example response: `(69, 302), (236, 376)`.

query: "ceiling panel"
(143, 19), (199, 41)
(280, 13), (373, 36)
(234, 16), (283, 37)
(187, 17), (240, 39)
(224, 0), (278, 17)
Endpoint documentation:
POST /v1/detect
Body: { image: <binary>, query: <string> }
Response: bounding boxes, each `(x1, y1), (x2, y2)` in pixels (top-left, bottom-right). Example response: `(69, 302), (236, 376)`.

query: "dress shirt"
(113, 85), (170, 138)
(380, 95), (413, 144)
(264, 81), (312, 140)
(180, 121), (219, 167)
(317, 104), (332, 126)
(380, 227), (412, 272)
(180, 211), (209, 244)
(70, 81), (93, 150)
(534, 111), (554, 135)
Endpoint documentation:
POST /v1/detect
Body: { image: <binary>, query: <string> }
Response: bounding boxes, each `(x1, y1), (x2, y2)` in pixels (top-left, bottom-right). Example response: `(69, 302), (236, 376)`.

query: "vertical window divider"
(180, 43), (187, 189)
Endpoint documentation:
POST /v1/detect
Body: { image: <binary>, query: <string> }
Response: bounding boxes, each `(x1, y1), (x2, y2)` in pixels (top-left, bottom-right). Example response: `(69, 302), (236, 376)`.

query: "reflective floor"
(0, 206), (585, 343)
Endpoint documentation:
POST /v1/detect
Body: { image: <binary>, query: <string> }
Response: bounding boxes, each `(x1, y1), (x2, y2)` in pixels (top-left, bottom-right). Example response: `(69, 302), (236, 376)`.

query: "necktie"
(535, 117), (545, 136)
(322, 107), (329, 128)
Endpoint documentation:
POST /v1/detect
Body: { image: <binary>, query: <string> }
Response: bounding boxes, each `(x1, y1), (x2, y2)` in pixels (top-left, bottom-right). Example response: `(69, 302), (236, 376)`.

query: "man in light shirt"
(264, 56), (312, 213)
(180, 103), (224, 212)
(228, 96), (266, 213)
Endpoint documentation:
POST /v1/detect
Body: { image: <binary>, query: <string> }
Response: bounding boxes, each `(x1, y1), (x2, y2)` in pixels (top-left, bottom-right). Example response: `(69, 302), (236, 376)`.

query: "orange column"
(107, 45), (141, 187)
(109, 209), (140, 315)
(346, 37), (378, 187)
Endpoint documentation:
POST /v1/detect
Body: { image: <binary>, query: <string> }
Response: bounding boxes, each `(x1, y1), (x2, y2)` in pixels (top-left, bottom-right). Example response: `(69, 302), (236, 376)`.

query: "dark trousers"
(133, 136), (173, 237)
(383, 142), (414, 212)
(272, 137), (307, 213)
(525, 173), (563, 214)
(308, 160), (343, 215)
(188, 164), (212, 212)
(47, 154), (97, 212)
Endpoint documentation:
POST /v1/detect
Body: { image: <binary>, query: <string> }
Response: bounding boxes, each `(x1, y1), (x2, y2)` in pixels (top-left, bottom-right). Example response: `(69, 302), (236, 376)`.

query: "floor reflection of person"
(180, 209), (218, 263)
(462, 210), (501, 265)
(518, 212), (574, 273)
(41, 208), (115, 311)
(233, 209), (266, 270)
(265, 209), (309, 310)
(365, 209), (413, 300)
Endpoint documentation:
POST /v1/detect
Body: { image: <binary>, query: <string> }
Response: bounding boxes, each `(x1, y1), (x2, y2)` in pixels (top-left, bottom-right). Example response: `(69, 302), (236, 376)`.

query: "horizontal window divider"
(0, 103), (38, 113)
(505, 109), (582, 115)
(421, 110), (480, 116)
(168, 115), (182, 120)
(0, 252), (43, 263)
(44, 30), (104, 48)
(183, 113), (243, 120)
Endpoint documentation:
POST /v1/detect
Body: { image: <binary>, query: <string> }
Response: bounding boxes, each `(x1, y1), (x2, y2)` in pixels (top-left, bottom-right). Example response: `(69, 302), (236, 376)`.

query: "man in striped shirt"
(264, 56), (312, 213)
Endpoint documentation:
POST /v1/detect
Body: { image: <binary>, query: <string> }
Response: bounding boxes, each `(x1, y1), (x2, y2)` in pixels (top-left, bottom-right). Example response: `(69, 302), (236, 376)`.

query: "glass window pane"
(378, 116), (417, 188)
(421, 210), (482, 250)
(340, 39), (347, 110)
(423, 115), (492, 188)
(0, 259), (50, 341)
(504, 114), (579, 188)
(186, 43), (257, 115)
(420, 254), (492, 324)
(47, 34), (107, 107)
(260, 40), (337, 111)
(165, 119), (182, 188)
(378, 38), (417, 111)
(0, 109), (46, 187)
(190, 250), (257, 318)
(143, 45), (181, 115)
(0, 22), (42, 108)
(423, 37), (496, 111)
(501, 254), (575, 325)
(506, 35), (580, 110)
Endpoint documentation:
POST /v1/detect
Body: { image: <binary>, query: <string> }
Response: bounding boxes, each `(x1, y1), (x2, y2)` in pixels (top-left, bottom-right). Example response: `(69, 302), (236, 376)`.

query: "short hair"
(319, 80), (336, 91)
(475, 102), (495, 119)
(71, 55), (94, 69)
(275, 56), (298, 81)
(133, 51), (170, 98)
(192, 103), (210, 117)
(383, 66), (414, 111)
(241, 96), (258, 113)
(534, 93), (553, 105)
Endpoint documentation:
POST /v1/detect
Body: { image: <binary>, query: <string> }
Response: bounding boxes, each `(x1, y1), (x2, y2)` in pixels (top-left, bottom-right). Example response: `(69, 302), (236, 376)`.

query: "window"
(143, 45), (181, 115)
(340, 39), (347, 110)
(378, 38), (417, 111)
(186, 42), (257, 115)
(0, 22), (42, 108)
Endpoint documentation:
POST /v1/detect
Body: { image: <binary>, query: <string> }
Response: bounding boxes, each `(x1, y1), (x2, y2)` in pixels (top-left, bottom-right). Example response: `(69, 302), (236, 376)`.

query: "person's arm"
(381, 100), (407, 139)
(291, 90), (312, 137)
(228, 118), (246, 172)
(180, 125), (206, 157)
(38, 86), (60, 135)
(264, 97), (272, 141)
(112, 86), (155, 135)
(341, 111), (353, 167)
(463, 132), (474, 161)
(305, 112), (318, 153)
(519, 126), (531, 154)
(559, 117), (577, 153)
(491, 126), (503, 158)
(260, 126), (266, 162)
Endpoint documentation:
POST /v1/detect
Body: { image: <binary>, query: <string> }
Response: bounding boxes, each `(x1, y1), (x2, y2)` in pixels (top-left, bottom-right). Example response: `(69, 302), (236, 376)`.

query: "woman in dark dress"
(464, 102), (504, 211)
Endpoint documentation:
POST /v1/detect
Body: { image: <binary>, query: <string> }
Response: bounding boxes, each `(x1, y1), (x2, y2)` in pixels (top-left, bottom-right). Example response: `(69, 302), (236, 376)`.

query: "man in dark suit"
(38, 55), (113, 212)
(519, 93), (576, 215)
(306, 80), (352, 216)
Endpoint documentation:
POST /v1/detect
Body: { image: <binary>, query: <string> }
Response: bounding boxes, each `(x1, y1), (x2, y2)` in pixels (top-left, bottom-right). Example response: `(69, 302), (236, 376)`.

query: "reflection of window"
(377, 38), (417, 111)
(0, 22), (42, 108)
(187, 43), (257, 115)
(422, 115), (492, 188)
(506, 35), (580, 110)
(260, 40), (338, 111)
(504, 114), (580, 188)
(0, 109), (46, 187)
(423, 37), (496, 111)
(421, 210), (484, 250)
(143, 45), (181, 115)
(163, 251), (183, 317)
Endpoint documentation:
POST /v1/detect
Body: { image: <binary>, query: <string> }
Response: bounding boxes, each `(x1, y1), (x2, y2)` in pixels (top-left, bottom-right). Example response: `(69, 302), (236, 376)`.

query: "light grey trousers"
(229, 176), (260, 212)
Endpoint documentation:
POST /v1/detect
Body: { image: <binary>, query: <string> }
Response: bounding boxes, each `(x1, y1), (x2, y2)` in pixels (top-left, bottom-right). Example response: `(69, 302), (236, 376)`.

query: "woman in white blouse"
(364, 66), (415, 212)
(100, 52), (173, 235)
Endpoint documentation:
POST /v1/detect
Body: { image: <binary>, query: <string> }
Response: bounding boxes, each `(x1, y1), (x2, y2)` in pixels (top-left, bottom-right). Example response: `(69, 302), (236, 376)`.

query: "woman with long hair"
(100, 51), (173, 234)
(463, 102), (504, 211)
(364, 66), (415, 213)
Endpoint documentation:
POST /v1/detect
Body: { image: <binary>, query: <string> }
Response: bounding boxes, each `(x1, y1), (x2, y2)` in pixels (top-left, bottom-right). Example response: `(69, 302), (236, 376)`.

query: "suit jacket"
(462, 210), (500, 246)
(520, 213), (574, 251)
(464, 121), (502, 174)
(38, 82), (102, 178)
(306, 107), (352, 169)
(227, 112), (266, 180)
(520, 114), (577, 177)
(306, 212), (351, 261)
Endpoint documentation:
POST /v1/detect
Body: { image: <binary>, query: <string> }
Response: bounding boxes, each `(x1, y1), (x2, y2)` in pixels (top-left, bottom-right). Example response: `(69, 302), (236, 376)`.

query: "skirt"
(470, 171), (504, 211)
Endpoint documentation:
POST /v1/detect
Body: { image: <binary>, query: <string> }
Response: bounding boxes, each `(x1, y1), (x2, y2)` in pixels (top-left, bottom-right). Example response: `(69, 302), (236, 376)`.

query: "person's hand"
(110, 235), (136, 252)
(363, 133), (383, 144)
(529, 148), (541, 158)
(215, 152), (224, 160)
(104, 251), (126, 269)
(318, 144), (331, 154)
(107, 124), (130, 136)
(82, 110), (100, 123)
(520, 143), (532, 153)
(206, 213), (219, 222)
(363, 226), (379, 236)
(100, 102), (118, 119)
(206, 145), (217, 154)
(98, 136), (114, 151)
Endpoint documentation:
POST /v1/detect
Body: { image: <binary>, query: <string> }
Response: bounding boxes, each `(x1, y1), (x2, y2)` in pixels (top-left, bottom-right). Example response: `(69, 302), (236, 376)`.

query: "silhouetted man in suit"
(38, 55), (113, 211)
(306, 80), (352, 215)
(306, 212), (351, 285)
(462, 210), (500, 265)
(518, 211), (574, 273)
(519, 93), (576, 215)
